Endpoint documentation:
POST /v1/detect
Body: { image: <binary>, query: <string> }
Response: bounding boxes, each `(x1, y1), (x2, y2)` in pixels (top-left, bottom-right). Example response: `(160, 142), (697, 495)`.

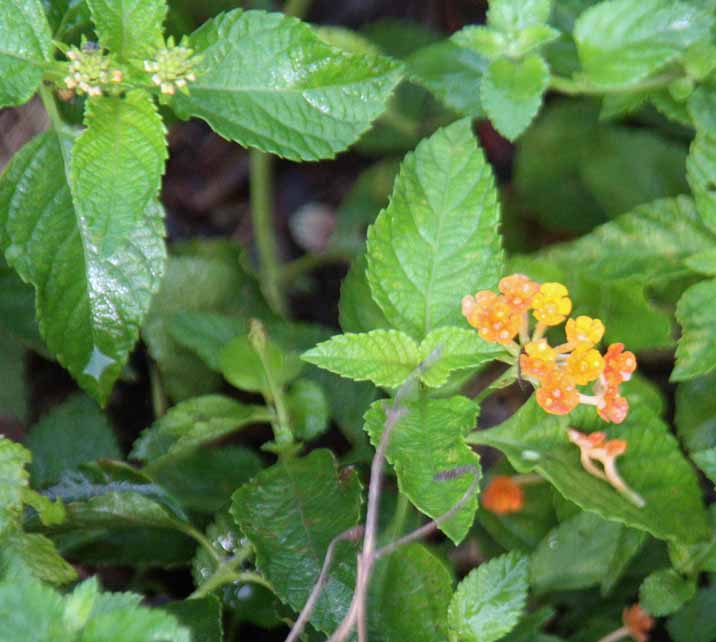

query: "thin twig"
(285, 526), (364, 642)
(373, 465), (480, 561)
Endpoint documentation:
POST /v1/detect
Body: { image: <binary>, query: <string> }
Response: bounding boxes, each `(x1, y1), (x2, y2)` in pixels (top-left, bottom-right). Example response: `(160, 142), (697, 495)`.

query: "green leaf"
(366, 118), (502, 339)
(79, 607), (190, 642)
(601, 525), (648, 595)
(487, 0), (552, 32)
(688, 84), (716, 134)
(2, 532), (77, 586)
(162, 597), (223, 642)
(369, 543), (453, 642)
(0, 437), (30, 535)
(574, 0), (713, 88)
(687, 134), (716, 235)
(364, 396), (480, 544)
(87, 0), (166, 60)
(668, 585), (716, 642)
(640, 568), (696, 616)
(675, 374), (716, 453)
(286, 379), (330, 441)
(669, 506), (716, 576)
(131, 395), (270, 465)
(143, 245), (268, 401)
(220, 335), (303, 393)
(0, 0), (52, 108)
(673, 278), (716, 380)
(0, 256), (45, 353)
(419, 326), (505, 388)
(448, 551), (529, 642)
(453, 24), (559, 60)
(0, 330), (28, 421)
(545, 196), (716, 284)
(152, 446), (262, 515)
(339, 255), (392, 333)
(231, 449), (362, 635)
(169, 312), (247, 370)
(530, 511), (628, 593)
(302, 330), (420, 388)
(407, 40), (488, 117)
(469, 398), (710, 544)
(692, 448), (716, 481)
(0, 92), (167, 404)
(26, 394), (120, 488)
(171, 9), (403, 161)
(0, 574), (69, 642)
(481, 54), (549, 142)
(685, 248), (716, 276)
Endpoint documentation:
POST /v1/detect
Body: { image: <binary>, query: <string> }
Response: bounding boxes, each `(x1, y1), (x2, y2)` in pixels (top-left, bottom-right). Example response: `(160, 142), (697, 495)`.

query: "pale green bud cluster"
(143, 37), (198, 95)
(64, 45), (123, 97)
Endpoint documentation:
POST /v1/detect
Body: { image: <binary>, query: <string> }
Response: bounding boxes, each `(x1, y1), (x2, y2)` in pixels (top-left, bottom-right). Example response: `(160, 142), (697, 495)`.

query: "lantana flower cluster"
(461, 274), (637, 423)
(64, 44), (123, 97)
(143, 37), (199, 96)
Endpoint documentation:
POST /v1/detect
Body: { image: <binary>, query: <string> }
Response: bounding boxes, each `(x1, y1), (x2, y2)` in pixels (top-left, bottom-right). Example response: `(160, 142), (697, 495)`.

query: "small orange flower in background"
(499, 273), (540, 313)
(482, 476), (524, 515)
(461, 291), (521, 345)
(535, 370), (579, 415)
(623, 604), (654, 642)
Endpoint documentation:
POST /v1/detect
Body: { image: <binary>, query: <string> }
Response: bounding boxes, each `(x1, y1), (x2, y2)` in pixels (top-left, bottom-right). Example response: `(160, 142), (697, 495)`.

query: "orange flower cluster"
(482, 475), (524, 514)
(568, 430), (644, 507)
(462, 275), (636, 424)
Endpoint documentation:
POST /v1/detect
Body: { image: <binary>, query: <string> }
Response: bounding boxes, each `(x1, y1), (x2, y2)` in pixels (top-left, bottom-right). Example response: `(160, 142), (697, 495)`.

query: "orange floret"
(520, 339), (557, 380)
(565, 348), (605, 385)
(623, 604), (654, 642)
(482, 475), (524, 515)
(499, 273), (540, 313)
(603, 343), (637, 385)
(564, 315), (605, 351)
(597, 389), (630, 424)
(535, 370), (579, 415)
(461, 291), (520, 345)
(531, 282), (572, 326)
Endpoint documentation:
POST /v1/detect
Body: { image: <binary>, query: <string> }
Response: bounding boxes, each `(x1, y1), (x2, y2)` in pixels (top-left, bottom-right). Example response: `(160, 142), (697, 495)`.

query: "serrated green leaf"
(452, 27), (509, 59)
(530, 511), (627, 593)
(545, 196), (716, 284)
(220, 335), (303, 393)
(286, 379), (329, 441)
(339, 255), (392, 334)
(302, 330), (420, 387)
(688, 84), (716, 133)
(0, 0), (52, 108)
(366, 118), (502, 339)
(171, 9), (402, 161)
(640, 568), (696, 616)
(162, 596), (223, 642)
(469, 398), (710, 544)
(131, 395), (270, 465)
(481, 54), (549, 142)
(667, 585), (716, 642)
(669, 505), (716, 576)
(673, 278), (716, 380)
(87, 0), (166, 60)
(0, 437), (30, 535)
(407, 40), (488, 117)
(231, 449), (362, 635)
(574, 0), (713, 88)
(79, 606), (191, 642)
(488, 0), (553, 32)
(2, 532), (77, 586)
(369, 543), (453, 642)
(687, 134), (716, 235)
(685, 248), (716, 276)
(448, 551), (529, 642)
(27, 394), (120, 488)
(364, 396), (480, 544)
(0, 92), (167, 403)
(420, 326), (505, 388)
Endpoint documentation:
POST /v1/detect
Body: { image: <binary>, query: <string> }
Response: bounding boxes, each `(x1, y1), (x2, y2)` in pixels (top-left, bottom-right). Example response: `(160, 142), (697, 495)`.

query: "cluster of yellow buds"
(143, 37), (198, 96)
(462, 274), (637, 423)
(64, 43), (123, 97)
(568, 430), (644, 506)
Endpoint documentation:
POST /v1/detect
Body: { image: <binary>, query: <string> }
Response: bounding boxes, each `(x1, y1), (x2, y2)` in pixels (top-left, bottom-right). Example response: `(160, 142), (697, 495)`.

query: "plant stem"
(148, 362), (167, 419)
(250, 150), (286, 316)
(259, 351), (294, 450)
(549, 72), (679, 96)
(39, 84), (63, 132)
(280, 250), (350, 284)
(183, 525), (224, 565)
(284, 0), (313, 18)
(596, 626), (630, 642)
(384, 493), (410, 544)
